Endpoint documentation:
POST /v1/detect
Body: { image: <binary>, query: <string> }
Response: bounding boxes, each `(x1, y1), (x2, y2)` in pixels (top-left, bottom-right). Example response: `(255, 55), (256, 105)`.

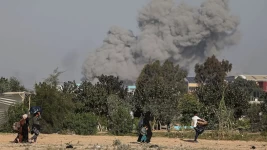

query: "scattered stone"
(251, 145), (256, 149)
(66, 144), (73, 148)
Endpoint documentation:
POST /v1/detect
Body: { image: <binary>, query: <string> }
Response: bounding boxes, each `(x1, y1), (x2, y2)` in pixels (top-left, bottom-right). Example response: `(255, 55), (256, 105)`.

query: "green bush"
(133, 117), (140, 132)
(178, 94), (202, 126)
(62, 113), (98, 135)
(247, 104), (262, 132)
(0, 103), (28, 132)
(31, 82), (75, 134)
(98, 115), (108, 130)
(108, 106), (133, 135)
(235, 118), (250, 130)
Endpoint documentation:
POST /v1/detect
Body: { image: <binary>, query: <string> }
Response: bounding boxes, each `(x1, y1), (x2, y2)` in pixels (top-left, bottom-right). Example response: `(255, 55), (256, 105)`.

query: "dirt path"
(0, 133), (267, 150)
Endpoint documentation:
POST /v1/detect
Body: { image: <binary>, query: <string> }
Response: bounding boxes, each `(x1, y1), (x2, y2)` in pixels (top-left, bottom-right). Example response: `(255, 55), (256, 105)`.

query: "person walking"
(30, 112), (41, 143)
(191, 111), (207, 143)
(14, 114), (28, 143)
(22, 115), (30, 143)
(137, 112), (153, 143)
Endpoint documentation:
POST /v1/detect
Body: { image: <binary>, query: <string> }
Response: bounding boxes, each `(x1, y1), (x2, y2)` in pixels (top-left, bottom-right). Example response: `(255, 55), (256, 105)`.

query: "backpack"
(197, 119), (208, 126)
(13, 122), (20, 131)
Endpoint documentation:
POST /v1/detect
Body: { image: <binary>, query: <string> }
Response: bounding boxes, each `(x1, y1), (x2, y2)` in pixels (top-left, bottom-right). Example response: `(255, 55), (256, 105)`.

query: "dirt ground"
(0, 133), (267, 150)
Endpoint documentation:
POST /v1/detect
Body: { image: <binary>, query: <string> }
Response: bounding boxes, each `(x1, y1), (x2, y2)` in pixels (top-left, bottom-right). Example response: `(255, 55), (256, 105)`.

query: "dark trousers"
(22, 127), (29, 142)
(30, 127), (40, 142)
(137, 133), (142, 142)
(194, 126), (205, 141)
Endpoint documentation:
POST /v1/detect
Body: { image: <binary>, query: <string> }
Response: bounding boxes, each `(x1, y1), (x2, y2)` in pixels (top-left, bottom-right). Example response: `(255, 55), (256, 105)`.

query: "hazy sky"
(0, 0), (266, 89)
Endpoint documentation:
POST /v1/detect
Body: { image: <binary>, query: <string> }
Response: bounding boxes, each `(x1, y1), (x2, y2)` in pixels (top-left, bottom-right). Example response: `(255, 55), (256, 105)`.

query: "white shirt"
(191, 116), (201, 127)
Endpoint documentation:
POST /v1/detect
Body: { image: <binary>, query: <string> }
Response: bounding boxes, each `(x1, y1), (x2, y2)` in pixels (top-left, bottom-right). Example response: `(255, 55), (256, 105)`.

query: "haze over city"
(0, 0), (266, 89)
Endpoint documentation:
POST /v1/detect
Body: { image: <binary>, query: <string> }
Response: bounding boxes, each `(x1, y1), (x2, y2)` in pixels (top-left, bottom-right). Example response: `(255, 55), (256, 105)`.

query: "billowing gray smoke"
(82, 0), (240, 82)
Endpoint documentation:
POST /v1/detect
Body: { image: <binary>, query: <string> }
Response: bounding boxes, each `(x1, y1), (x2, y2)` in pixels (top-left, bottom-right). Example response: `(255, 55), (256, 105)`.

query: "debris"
(66, 144), (73, 148)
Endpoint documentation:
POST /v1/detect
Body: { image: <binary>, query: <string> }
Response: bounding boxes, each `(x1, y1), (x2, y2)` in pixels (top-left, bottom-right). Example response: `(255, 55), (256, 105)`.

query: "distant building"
(237, 75), (267, 92)
(185, 77), (198, 93)
(0, 92), (34, 124)
(186, 75), (267, 103)
(127, 85), (136, 94)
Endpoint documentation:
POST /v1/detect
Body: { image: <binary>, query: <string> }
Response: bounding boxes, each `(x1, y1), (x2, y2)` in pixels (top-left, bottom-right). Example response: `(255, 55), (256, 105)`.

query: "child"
(140, 125), (148, 143)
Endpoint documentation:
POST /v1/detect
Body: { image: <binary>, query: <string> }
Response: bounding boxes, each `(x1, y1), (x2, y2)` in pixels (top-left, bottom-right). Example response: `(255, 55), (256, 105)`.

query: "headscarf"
(22, 114), (28, 119)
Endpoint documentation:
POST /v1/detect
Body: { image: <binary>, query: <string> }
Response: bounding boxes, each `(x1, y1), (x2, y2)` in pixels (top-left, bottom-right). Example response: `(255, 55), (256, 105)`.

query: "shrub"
(133, 117), (140, 132)
(113, 139), (121, 146)
(247, 104), (262, 132)
(178, 94), (202, 126)
(0, 103), (28, 132)
(62, 113), (98, 135)
(108, 106), (133, 135)
(235, 118), (250, 131)
(31, 82), (75, 134)
(106, 94), (133, 135)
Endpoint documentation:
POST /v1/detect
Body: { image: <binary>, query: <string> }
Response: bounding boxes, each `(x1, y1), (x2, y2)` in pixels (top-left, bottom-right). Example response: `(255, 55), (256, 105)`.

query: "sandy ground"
(0, 133), (267, 150)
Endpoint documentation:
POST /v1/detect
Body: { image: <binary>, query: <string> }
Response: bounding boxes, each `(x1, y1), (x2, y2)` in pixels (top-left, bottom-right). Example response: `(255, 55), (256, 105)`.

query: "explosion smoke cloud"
(82, 0), (240, 82)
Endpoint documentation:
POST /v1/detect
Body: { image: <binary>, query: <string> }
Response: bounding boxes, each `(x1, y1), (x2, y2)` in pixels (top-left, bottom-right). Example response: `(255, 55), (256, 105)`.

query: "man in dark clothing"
(30, 112), (41, 143)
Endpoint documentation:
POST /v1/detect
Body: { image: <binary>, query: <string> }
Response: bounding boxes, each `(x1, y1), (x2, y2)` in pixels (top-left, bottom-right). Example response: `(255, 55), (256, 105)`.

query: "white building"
(0, 92), (34, 123)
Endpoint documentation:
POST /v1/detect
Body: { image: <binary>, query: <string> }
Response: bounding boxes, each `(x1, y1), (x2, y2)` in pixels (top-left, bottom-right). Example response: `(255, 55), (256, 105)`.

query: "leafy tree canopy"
(195, 55), (232, 107)
(0, 77), (26, 93)
(178, 94), (202, 125)
(225, 77), (264, 118)
(134, 60), (187, 123)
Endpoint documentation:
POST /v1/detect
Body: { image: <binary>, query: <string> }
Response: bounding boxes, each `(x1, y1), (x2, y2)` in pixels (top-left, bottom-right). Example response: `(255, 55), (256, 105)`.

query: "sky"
(0, 0), (266, 89)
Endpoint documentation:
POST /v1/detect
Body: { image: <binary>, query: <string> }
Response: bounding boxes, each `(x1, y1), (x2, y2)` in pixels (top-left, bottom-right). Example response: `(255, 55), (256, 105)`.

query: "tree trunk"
(151, 117), (156, 131)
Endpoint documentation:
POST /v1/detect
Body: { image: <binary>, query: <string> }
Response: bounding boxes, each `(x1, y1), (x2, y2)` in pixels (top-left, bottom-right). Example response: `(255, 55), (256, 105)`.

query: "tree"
(44, 68), (64, 87)
(96, 75), (128, 99)
(31, 82), (75, 133)
(75, 75), (127, 116)
(0, 103), (28, 132)
(134, 60), (187, 125)
(195, 55), (232, 107)
(178, 94), (202, 125)
(30, 69), (73, 133)
(0, 77), (27, 132)
(195, 55), (232, 86)
(0, 77), (26, 93)
(225, 77), (264, 118)
(247, 104), (262, 132)
(62, 113), (98, 135)
(194, 55), (232, 129)
(72, 75), (129, 132)
(62, 81), (78, 94)
(107, 95), (132, 135)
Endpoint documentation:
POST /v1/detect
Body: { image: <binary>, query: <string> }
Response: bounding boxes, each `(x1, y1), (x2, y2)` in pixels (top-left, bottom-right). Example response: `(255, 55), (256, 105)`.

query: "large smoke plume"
(82, 0), (240, 83)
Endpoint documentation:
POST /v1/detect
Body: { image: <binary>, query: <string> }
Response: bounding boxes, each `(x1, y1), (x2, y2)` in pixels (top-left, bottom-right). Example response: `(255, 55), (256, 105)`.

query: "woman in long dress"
(22, 116), (30, 142)
(18, 114), (28, 143)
